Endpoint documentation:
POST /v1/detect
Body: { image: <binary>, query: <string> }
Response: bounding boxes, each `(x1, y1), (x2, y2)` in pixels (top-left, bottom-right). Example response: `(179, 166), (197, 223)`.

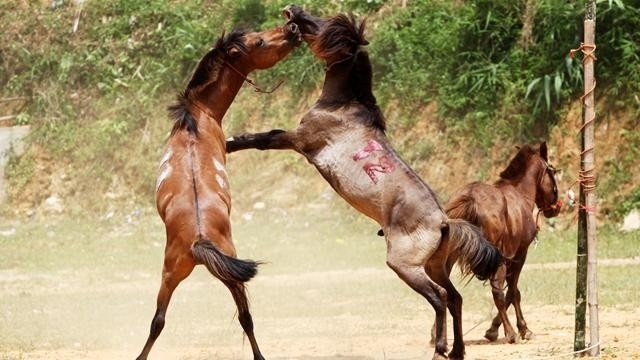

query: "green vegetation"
(1, 0), (639, 218)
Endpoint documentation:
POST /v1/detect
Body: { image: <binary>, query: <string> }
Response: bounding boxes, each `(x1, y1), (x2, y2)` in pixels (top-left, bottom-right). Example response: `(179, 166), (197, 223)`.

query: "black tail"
(445, 218), (502, 280)
(191, 239), (260, 283)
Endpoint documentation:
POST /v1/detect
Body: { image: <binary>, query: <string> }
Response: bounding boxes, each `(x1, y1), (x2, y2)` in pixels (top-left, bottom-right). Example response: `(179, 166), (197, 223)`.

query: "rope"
(223, 60), (284, 93)
(517, 342), (600, 360)
(463, 307), (495, 336)
(567, 42), (598, 219)
(461, 307), (601, 359)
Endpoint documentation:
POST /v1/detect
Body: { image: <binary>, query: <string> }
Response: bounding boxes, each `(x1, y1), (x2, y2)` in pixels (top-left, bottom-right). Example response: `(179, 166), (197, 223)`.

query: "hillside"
(1, 0), (638, 225)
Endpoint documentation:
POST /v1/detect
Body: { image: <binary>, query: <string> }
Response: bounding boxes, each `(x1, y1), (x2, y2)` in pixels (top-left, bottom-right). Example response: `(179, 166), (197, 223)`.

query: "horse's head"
(499, 142), (562, 218)
(534, 142), (562, 218)
(283, 5), (367, 66)
(229, 23), (301, 71)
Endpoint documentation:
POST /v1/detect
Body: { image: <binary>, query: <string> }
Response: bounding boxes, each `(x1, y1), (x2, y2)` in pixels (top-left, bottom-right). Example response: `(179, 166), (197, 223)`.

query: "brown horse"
(226, 7), (501, 360)
(136, 24), (300, 360)
(443, 142), (562, 344)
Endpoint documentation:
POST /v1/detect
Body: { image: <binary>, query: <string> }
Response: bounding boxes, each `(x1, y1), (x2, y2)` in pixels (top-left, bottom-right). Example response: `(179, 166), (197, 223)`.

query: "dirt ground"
(1, 261), (639, 360)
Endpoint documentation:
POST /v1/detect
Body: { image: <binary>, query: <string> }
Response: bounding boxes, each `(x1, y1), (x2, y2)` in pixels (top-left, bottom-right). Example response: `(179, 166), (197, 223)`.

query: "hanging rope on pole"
(571, 0), (599, 357)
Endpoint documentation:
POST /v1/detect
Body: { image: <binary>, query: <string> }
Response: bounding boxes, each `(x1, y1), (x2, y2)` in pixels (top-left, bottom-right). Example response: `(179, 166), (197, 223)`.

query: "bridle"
(535, 159), (563, 228)
(533, 159), (563, 233)
(223, 60), (283, 94)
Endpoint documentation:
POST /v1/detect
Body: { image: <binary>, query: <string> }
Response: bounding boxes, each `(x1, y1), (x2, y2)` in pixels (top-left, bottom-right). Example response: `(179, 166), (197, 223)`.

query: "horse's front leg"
(226, 129), (297, 153)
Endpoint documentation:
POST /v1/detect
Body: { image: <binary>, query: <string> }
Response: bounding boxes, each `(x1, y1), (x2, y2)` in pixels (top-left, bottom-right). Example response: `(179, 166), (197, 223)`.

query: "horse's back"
(446, 182), (536, 259)
(445, 182), (508, 250)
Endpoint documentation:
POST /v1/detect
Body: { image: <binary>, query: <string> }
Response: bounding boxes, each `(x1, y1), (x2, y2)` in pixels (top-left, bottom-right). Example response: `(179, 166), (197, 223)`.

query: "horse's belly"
(310, 139), (395, 222)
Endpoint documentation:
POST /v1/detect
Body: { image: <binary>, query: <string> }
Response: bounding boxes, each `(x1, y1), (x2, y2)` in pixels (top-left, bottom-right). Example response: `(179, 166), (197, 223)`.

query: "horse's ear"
(227, 46), (242, 58)
(540, 141), (548, 161)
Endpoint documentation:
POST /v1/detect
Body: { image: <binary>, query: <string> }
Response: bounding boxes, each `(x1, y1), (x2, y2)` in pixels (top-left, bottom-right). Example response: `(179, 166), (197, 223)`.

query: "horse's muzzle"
(282, 4), (299, 21)
(282, 4), (324, 38)
(542, 199), (563, 218)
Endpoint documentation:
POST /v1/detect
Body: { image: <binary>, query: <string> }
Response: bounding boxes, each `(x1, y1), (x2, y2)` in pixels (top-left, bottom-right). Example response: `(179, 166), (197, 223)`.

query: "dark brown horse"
(136, 24), (300, 360)
(226, 7), (501, 360)
(443, 142), (562, 344)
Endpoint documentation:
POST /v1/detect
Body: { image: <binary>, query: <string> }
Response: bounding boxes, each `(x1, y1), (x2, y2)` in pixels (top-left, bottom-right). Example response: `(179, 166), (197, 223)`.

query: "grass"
(0, 204), (638, 358)
(1, 203), (638, 297)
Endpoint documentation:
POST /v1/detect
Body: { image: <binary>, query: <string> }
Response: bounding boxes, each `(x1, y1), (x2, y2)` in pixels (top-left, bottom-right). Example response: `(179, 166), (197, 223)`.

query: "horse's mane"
(169, 30), (247, 136)
(497, 144), (538, 182)
(314, 14), (386, 131)
(311, 14), (366, 64)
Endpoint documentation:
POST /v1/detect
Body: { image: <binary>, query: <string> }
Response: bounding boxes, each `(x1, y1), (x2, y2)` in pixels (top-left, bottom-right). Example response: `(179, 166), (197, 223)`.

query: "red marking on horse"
(362, 155), (395, 184)
(352, 139), (384, 160)
(353, 140), (395, 183)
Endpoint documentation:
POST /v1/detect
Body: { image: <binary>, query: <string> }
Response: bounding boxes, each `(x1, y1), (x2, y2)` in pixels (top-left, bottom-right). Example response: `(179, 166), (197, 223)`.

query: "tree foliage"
(1, 0), (639, 216)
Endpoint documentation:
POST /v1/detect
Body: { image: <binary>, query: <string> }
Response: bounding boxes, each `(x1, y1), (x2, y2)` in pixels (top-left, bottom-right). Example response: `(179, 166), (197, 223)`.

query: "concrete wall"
(0, 125), (30, 204)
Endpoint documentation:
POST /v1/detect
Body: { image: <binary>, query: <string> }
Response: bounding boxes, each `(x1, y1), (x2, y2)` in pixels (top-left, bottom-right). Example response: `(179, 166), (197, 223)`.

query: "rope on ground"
(463, 307), (494, 336)
(520, 342), (601, 360)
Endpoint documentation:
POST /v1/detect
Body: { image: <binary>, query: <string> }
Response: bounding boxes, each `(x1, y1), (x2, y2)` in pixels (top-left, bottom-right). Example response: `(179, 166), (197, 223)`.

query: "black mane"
(169, 30), (247, 136)
(315, 14), (386, 132)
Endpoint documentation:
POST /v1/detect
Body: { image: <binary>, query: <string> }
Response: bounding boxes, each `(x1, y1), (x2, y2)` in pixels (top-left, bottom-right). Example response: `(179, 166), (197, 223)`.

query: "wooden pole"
(573, 0), (599, 356)
(583, 1), (599, 355)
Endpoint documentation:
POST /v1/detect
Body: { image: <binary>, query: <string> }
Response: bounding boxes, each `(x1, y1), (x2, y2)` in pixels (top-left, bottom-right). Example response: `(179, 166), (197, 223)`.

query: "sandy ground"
(1, 262), (638, 360)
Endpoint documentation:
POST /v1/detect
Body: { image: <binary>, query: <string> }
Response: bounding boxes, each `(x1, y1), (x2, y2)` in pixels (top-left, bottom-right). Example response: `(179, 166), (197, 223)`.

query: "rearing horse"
(444, 142), (562, 344)
(136, 23), (300, 360)
(226, 7), (501, 360)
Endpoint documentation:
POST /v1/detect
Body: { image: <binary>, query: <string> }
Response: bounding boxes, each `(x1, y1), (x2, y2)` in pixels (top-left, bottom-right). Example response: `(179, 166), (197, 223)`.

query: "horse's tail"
(444, 218), (502, 281)
(191, 239), (260, 283)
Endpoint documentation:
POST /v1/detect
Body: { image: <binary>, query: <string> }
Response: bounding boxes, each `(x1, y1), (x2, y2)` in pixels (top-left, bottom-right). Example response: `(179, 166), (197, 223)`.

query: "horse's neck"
(190, 66), (246, 124)
(509, 166), (541, 210)
(318, 60), (354, 105)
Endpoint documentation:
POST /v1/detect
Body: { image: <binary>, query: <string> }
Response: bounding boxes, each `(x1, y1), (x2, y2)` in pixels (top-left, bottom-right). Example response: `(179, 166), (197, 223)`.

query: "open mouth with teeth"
(282, 4), (326, 42)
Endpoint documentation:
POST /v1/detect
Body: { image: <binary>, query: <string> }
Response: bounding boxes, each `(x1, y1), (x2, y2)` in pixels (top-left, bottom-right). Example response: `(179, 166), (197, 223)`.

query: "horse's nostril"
(288, 22), (298, 33)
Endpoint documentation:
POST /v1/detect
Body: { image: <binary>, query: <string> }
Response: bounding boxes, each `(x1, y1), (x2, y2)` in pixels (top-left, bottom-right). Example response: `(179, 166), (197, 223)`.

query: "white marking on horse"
(159, 148), (173, 166)
(156, 163), (172, 192)
(213, 158), (226, 173)
(216, 173), (226, 188)
(156, 148), (174, 192)
(213, 158), (227, 188)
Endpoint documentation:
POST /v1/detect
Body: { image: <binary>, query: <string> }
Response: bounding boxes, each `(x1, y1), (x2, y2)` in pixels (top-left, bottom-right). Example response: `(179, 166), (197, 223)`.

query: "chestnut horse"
(443, 142), (562, 344)
(136, 24), (300, 360)
(226, 7), (501, 360)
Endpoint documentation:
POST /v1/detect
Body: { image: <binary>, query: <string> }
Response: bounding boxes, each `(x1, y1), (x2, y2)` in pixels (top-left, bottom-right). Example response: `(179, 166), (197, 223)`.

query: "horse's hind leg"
(427, 259), (464, 360)
(507, 256), (532, 340)
(136, 254), (195, 360)
(225, 281), (264, 360)
(386, 231), (449, 360)
(485, 263), (518, 343)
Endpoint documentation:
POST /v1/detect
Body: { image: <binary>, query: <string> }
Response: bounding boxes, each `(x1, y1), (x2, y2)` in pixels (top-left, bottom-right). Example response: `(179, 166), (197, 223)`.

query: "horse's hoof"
(432, 353), (448, 360)
(505, 332), (517, 344)
(448, 351), (464, 360)
(484, 328), (499, 342)
(520, 329), (533, 341)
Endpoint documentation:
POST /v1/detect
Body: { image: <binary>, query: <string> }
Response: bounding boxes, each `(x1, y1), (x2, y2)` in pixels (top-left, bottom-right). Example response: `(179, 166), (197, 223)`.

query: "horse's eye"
(256, 38), (265, 47)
